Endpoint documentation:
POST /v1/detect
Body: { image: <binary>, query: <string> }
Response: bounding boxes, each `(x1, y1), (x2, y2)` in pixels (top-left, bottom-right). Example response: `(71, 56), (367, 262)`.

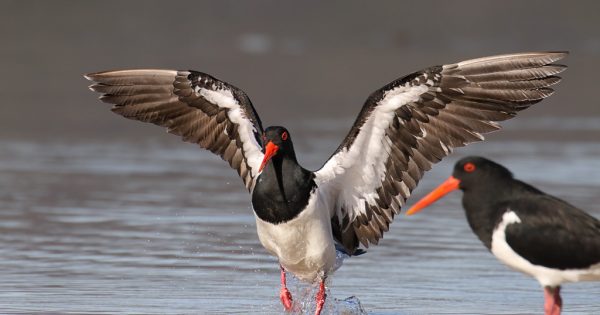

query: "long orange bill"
(405, 176), (461, 216)
(259, 141), (279, 172)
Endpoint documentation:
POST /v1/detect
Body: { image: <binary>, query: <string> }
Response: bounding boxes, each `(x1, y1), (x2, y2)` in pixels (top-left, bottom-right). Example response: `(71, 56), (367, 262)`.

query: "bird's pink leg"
(314, 279), (327, 315)
(279, 265), (293, 311)
(544, 286), (562, 315)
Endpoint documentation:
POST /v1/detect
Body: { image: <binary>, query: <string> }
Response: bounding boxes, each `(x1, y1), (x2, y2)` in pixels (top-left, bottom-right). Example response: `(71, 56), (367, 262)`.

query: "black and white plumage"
(406, 156), (600, 315)
(86, 70), (265, 191)
(86, 52), (566, 314)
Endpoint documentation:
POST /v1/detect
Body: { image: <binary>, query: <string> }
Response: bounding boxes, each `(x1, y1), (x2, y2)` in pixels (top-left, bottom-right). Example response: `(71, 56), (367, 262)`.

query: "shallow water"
(1, 121), (599, 314)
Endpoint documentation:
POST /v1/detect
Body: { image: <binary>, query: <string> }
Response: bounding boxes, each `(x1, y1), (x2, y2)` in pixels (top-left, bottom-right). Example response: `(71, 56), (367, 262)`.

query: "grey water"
(1, 119), (599, 314)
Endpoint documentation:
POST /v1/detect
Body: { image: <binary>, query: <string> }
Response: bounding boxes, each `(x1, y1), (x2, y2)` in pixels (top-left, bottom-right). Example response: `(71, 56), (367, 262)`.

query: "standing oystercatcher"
(86, 52), (566, 314)
(406, 156), (600, 315)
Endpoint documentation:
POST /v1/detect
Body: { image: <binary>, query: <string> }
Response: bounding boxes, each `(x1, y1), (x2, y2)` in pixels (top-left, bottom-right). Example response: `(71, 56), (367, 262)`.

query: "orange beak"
(405, 176), (461, 215)
(259, 141), (279, 172)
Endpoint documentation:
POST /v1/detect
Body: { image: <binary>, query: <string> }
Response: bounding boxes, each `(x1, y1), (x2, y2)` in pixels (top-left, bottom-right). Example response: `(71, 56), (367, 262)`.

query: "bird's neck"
(461, 178), (516, 249)
(251, 155), (316, 224)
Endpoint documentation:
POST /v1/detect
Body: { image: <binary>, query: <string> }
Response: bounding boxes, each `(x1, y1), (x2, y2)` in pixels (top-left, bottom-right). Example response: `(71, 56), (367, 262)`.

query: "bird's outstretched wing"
(315, 52), (568, 253)
(86, 70), (264, 191)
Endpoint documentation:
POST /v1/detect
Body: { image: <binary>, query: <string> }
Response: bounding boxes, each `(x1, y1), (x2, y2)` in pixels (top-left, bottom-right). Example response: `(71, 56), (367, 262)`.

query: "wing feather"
(86, 69), (264, 191)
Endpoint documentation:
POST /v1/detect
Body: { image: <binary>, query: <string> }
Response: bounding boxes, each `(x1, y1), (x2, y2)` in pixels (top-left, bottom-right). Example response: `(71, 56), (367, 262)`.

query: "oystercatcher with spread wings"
(86, 52), (566, 314)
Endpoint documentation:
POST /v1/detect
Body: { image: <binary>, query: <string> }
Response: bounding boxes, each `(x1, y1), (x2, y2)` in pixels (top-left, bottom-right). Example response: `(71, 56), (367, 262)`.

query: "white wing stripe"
(318, 84), (429, 220)
(198, 87), (264, 176)
(228, 107), (263, 177)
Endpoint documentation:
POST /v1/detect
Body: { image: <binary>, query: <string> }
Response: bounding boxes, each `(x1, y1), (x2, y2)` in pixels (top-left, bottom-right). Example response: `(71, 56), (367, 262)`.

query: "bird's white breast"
(254, 189), (337, 282)
(491, 211), (600, 287)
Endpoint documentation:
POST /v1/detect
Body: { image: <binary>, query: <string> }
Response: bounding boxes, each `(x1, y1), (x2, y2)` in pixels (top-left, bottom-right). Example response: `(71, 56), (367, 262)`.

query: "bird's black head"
(258, 126), (296, 172)
(406, 156), (513, 215)
(452, 156), (513, 191)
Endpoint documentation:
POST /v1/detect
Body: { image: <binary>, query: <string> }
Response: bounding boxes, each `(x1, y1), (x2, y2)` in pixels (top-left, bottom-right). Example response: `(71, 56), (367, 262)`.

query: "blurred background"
(1, 1), (599, 314)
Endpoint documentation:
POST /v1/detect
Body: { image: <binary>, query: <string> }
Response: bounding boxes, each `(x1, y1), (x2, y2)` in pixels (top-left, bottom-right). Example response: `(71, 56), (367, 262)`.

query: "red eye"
(464, 162), (476, 173)
(281, 131), (288, 141)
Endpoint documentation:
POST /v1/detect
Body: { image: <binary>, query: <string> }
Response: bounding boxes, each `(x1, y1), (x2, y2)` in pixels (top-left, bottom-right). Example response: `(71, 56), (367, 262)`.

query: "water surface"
(1, 121), (599, 314)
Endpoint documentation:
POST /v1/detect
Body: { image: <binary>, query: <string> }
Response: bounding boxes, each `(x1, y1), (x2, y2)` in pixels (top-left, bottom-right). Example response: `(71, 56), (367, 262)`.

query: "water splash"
(331, 296), (367, 315)
(286, 276), (367, 315)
